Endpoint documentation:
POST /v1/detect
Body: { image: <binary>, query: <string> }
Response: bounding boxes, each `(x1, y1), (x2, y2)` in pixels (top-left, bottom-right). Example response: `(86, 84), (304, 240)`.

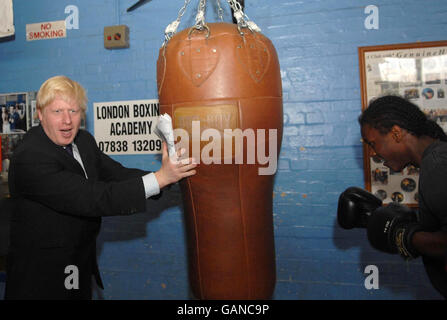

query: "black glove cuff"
(394, 223), (423, 260)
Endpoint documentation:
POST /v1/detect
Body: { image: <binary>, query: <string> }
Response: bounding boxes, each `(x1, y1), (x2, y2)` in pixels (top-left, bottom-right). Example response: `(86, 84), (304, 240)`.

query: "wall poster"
(0, 91), (37, 196)
(93, 99), (162, 155)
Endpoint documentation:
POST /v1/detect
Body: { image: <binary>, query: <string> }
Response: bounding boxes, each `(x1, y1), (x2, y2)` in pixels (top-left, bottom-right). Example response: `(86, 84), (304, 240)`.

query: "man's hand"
(154, 142), (197, 189)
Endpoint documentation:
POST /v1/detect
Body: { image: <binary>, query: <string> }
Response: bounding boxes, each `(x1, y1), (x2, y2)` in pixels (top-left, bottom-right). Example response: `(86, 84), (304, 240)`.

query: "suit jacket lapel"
(74, 131), (97, 180)
(36, 125), (87, 177)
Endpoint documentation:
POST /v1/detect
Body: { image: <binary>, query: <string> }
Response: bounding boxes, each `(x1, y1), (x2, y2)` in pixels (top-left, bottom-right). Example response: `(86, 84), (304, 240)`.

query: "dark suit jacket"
(5, 125), (150, 299)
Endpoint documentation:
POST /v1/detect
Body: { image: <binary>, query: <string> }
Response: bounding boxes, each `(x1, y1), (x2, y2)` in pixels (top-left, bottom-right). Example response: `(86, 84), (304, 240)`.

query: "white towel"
(154, 113), (177, 159)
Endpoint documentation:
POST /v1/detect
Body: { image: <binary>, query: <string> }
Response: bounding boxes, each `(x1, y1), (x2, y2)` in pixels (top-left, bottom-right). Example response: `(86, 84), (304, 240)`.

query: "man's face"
(361, 124), (412, 172)
(38, 97), (82, 146)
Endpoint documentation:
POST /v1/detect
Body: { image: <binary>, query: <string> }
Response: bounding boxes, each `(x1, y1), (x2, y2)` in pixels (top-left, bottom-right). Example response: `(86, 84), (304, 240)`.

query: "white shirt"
(65, 142), (160, 198)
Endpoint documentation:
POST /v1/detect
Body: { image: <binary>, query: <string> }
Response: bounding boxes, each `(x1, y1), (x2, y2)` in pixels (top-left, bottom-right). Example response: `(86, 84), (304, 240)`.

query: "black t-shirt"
(418, 140), (447, 298)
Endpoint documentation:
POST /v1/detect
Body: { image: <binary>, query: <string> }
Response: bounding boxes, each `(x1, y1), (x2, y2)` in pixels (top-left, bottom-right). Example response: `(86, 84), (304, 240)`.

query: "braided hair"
(358, 95), (447, 142)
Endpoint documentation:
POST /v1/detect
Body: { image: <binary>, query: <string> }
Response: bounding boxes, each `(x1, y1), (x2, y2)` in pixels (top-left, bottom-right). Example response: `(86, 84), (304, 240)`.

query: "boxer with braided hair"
(356, 95), (447, 298)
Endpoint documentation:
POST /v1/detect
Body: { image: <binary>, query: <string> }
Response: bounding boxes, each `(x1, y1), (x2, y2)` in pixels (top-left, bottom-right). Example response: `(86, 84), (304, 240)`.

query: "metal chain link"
(178, 0), (192, 20)
(227, 0), (242, 11)
(227, 0), (261, 34)
(227, 0), (243, 24)
(193, 0), (207, 30)
(163, 0), (261, 46)
(216, 0), (224, 22)
(164, 0), (192, 43)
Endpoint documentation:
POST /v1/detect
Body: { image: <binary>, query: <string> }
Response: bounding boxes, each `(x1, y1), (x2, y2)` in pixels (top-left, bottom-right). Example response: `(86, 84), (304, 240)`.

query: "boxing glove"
(337, 187), (382, 229)
(367, 203), (423, 260)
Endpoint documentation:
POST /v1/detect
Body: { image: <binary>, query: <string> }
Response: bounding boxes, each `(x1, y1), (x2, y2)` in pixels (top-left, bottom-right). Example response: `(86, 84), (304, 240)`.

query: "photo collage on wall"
(0, 92), (37, 196)
(363, 44), (447, 205)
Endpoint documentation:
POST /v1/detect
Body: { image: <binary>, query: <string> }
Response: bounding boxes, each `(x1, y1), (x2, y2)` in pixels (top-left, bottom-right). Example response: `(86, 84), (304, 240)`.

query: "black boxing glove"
(337, 187), (382, 229)
(367, 203), (423, 260)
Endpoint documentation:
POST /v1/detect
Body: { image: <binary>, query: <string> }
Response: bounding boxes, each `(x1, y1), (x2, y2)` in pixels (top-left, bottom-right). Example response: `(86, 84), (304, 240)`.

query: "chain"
(164, 0), (192, 43)
(178, 0), (192, 21)
(193, 0), (207, 30)
(227, 0), (243, 24)
(227, 0), (261, 33)
(227, 0), (242, 12)
(163, 0), (261, 46)
(216, 0), (224, 22)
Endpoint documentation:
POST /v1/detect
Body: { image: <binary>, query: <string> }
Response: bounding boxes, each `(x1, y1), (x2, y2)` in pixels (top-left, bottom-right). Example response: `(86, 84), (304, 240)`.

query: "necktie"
(64, 144), (74, 157)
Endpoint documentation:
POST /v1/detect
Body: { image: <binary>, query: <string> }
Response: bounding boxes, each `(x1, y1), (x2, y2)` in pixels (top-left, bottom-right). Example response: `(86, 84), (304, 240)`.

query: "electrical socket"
(104, 25), (129, 49)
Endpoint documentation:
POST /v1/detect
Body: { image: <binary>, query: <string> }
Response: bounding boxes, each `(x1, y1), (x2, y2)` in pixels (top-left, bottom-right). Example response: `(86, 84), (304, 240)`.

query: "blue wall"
(1, 0), (446, 299)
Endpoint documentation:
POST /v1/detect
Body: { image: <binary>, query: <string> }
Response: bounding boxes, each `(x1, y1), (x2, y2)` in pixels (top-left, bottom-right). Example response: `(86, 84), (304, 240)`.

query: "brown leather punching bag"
(157, 22), (283, 299)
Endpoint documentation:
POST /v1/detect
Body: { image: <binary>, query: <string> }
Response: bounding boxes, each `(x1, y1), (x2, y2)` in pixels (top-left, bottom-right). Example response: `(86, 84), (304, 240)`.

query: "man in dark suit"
(5, 75), (197, 299)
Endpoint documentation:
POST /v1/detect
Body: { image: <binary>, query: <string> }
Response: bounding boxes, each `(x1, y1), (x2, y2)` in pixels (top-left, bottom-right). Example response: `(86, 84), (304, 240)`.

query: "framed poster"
(0, 92), (29, 134)
(0, 91), (37, 196)
(358, 40), (447, 206)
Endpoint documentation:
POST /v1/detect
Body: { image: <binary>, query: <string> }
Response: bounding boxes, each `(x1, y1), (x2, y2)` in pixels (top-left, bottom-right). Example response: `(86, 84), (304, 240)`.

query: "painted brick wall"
(1, 0), (446, 299)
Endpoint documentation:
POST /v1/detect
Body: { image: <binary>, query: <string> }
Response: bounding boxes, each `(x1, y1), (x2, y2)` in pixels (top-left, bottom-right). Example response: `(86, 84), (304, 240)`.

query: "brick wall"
(0, 0), (445, 299)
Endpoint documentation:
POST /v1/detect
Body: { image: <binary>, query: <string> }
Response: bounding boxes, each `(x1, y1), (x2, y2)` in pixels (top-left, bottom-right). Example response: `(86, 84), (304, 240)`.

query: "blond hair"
(36, 75), (87, 119)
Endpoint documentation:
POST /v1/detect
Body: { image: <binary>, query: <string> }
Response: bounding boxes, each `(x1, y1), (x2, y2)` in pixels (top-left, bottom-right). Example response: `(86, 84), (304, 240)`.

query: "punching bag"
(157, 2), (283, 299)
